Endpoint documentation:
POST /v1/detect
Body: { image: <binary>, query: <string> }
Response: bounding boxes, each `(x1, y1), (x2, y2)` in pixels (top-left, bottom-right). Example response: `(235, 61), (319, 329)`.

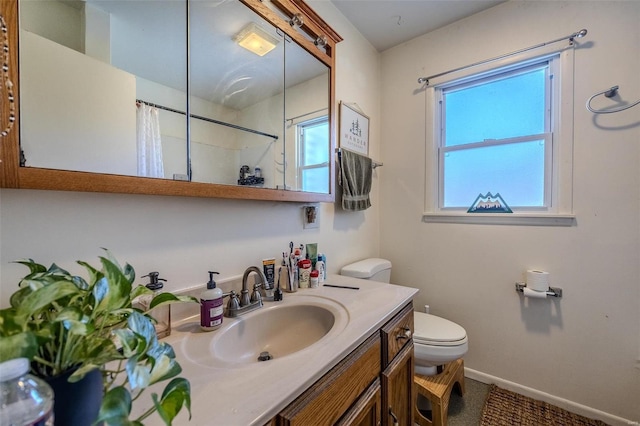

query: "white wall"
(380, 1), (639, 422)
(0, 1), (381, 317)
(20, 31), (137, 175)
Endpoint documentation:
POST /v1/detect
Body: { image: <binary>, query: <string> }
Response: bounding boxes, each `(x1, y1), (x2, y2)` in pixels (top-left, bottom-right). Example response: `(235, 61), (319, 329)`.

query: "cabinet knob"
(396, 327), (412, 341)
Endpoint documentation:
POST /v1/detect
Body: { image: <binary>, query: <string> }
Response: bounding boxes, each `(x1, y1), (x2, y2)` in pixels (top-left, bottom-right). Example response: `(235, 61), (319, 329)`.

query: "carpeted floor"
(479, 385), (610, 426)
(440, 378), (610, 426)
(448, 377), (491, 425)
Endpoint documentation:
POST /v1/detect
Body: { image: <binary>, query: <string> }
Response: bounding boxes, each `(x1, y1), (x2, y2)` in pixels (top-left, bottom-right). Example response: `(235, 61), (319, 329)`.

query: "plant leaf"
(152, 378), (192, 425)
(55, 307), (91, 335)
(131, 285), (153, 304)
(148, 353), (182, 386)
(0, 307), (24, 335)
(73, 337), (123, 376)
(9, 286), (34, 309)
(126, 358), (151, 390)
(15, 281), (80, 322)
(96, 386), (133, 426)
(127, 311), (157, 350)
(13, 259), (47, 274)
(0, 333), (38, 362)
(68, 364), (100, 383)
(149, 293), (198, 310)
(92, 257), (133, 314)
(113, 329), (141, 358)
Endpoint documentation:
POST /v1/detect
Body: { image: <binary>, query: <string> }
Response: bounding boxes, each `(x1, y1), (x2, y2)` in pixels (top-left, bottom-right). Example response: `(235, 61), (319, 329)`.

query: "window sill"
(422, 212), (576, 226)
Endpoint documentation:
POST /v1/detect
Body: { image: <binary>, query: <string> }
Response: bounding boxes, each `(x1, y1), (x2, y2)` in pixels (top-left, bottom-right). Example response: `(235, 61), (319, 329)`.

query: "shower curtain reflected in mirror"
(136, 102), (165, 178)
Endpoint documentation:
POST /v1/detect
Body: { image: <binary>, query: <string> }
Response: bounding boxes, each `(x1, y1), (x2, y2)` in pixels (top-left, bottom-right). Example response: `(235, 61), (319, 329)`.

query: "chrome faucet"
(242, 266), (269, 304)
(224, 266), (269, 318)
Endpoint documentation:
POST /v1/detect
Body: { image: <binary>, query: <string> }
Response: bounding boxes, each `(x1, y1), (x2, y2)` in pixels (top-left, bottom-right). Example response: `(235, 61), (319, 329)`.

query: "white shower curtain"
(136, 103), (164, 178)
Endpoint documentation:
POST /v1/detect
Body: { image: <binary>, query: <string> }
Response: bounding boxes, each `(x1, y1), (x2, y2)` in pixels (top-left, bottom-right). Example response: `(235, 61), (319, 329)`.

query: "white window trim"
(423, 44), (576, 226)
(297, 116), (330, 192)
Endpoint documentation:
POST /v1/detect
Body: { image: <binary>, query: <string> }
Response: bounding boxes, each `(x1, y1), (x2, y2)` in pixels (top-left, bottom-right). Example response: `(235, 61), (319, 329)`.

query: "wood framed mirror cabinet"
(0, 0), (341, 202)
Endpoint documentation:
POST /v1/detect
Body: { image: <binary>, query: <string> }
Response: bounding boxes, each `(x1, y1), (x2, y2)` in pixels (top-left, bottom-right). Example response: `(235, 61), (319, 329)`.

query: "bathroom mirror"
(0, 0), (340, 202)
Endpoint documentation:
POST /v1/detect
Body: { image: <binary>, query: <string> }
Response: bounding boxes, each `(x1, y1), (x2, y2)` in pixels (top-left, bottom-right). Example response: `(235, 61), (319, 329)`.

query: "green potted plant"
(0, 249), (197, 425)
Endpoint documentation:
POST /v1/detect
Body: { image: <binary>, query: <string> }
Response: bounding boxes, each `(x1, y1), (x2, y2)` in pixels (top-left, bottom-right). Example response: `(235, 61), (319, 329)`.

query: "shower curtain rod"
(286, 107), (328, 124)
(417, 28), (588, 86)
(136, 99), (279, 140)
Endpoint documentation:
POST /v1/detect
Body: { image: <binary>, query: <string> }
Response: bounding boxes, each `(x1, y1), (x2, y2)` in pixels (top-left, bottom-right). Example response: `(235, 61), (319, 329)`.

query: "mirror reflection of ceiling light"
(234, 22), (279, 56)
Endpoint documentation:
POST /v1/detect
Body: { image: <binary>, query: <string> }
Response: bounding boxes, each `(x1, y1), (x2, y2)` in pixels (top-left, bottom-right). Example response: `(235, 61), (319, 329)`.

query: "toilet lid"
(413, 312), (467, 346)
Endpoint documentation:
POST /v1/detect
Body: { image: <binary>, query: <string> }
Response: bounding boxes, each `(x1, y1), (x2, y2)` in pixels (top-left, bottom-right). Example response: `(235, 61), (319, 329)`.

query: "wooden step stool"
(414, 358), (465, 426)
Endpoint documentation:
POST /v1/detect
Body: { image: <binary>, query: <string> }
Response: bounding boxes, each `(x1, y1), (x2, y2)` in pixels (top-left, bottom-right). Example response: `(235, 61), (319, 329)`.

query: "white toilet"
(341, 258), (469, 422)
(340, 258), (468, 374)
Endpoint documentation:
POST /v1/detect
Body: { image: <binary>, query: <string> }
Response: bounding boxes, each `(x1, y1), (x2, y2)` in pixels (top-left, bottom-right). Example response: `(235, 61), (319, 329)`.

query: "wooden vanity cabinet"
(381, 304), (415, 426)
(271, 302), (414, 426)
(275, 333), (381, 425)
(382, 344), (414, 426)
(336, 379), (382, 426)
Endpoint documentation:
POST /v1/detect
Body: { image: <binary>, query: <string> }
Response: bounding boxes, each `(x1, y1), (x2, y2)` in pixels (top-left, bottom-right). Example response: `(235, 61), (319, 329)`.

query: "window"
(425, 49), (575, 225)
(439, 59), (553, 210)
(298, 116), (329, 193)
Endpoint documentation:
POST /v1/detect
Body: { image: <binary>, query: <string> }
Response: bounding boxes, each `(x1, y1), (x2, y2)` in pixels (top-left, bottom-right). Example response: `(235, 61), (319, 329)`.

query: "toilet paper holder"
(515, 282), (563, 298)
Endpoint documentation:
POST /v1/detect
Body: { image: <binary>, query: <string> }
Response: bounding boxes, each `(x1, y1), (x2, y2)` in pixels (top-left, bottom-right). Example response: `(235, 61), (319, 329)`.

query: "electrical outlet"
(303, 204), (320, 229)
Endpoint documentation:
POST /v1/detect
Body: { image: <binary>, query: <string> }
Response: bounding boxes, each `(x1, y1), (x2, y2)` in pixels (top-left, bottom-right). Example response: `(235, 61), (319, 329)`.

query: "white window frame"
(297, 116), (330, 192)
(423, 46), (576, 226)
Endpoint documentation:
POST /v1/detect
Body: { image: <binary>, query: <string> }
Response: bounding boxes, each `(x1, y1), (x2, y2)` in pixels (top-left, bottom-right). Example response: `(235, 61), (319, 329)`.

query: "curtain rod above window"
(417, 28), (587, 86)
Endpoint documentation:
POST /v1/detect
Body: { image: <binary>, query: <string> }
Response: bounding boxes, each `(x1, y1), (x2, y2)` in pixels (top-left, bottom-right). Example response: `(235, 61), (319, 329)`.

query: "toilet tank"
(340, 258), (392, 283)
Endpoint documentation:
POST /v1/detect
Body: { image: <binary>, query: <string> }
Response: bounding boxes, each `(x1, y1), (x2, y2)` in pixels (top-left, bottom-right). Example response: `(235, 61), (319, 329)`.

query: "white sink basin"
(181, 295), (349, 368)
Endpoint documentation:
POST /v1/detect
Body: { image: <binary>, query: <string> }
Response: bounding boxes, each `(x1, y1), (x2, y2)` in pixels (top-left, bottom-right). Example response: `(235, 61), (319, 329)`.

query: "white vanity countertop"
(140, 275), (418, 426)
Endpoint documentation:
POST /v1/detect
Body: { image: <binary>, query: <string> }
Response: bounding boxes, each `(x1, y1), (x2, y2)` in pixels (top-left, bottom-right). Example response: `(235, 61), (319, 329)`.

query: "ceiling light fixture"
(234, 22), (279, 57)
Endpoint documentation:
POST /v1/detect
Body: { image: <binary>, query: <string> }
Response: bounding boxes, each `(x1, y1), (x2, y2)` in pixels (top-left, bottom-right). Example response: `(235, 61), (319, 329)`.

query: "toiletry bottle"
(310, 270), (319, 288)
(140, 272), (170, 338)
(298, 259), (312, 288)
(262, 258), (276, 296)
(315, 260), (325, 284)
(200, 271), (222, 331)
(318, 253), (327, 280)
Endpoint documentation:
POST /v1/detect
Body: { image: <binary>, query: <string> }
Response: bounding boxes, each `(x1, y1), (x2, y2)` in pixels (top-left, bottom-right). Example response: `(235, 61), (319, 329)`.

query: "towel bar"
(336, 148), (383, 169)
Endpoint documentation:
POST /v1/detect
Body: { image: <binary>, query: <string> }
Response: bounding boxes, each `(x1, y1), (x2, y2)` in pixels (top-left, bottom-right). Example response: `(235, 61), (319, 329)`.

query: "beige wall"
(380, 1), (639, 422)
(0, 3), (380, 310)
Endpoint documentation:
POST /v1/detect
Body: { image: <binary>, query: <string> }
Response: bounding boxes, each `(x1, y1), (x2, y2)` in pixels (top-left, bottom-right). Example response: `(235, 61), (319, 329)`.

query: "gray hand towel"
(339, 149), (372, 211)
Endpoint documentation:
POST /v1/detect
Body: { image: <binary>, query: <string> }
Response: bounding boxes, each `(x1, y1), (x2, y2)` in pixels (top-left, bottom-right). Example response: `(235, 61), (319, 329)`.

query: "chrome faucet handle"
(224, 291), (240, 311)
(250, 283), (263, 304)
(240, 288), (251, 307)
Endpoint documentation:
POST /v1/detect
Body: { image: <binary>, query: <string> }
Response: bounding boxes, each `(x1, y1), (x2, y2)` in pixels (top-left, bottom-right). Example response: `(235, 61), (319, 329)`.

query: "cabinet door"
(381, 303), (414, 368)
(336, 379), (381, 426)
(382, 343), (414, 426)
(277, 334), (381, 426)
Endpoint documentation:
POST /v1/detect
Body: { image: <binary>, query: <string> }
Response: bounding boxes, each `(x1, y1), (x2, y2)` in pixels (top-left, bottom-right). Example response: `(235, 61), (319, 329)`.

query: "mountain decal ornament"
(467, 192), (513, 213)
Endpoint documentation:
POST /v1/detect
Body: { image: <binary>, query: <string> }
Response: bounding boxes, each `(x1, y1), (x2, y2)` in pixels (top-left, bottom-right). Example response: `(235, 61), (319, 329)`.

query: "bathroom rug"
(480, 384), (610, 426)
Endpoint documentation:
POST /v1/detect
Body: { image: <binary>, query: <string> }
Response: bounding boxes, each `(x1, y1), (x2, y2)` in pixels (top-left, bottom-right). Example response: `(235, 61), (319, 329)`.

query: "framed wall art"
(339, 102), (369, 156)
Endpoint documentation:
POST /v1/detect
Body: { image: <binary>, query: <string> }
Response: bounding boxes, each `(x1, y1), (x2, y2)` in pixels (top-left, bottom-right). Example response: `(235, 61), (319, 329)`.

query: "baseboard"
(465, 368), (638, 426)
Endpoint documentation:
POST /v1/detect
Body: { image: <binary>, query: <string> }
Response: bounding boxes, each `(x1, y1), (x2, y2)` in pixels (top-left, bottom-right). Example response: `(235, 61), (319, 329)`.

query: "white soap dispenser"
(200, 271), (223, 331)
